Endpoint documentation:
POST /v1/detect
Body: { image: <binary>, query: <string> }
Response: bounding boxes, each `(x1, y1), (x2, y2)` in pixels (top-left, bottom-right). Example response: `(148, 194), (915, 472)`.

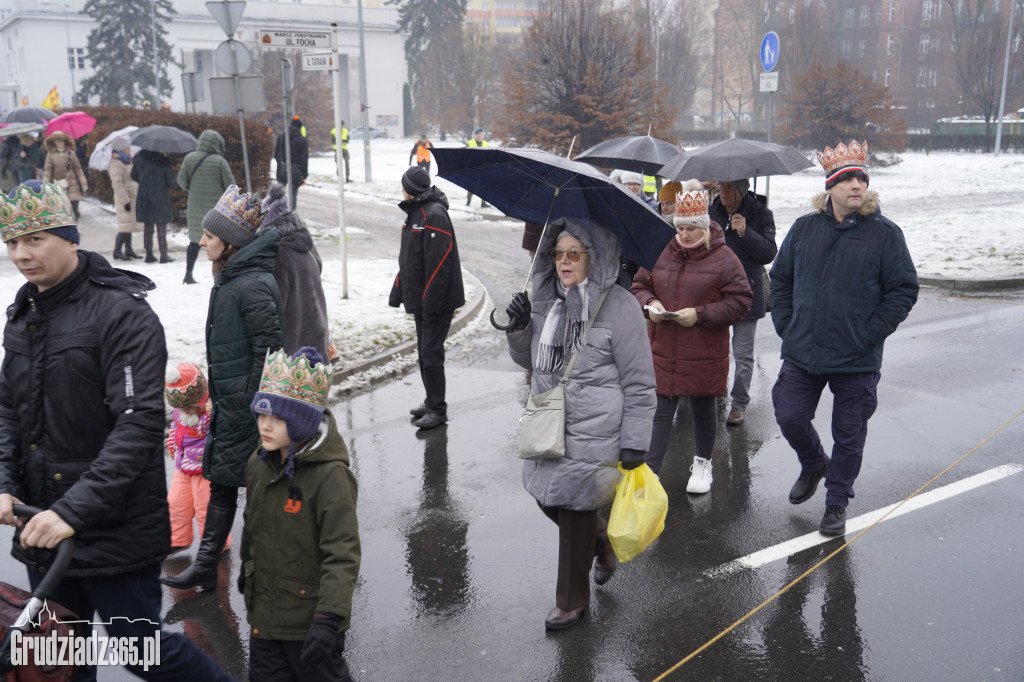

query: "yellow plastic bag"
(607, 463), (669, 562)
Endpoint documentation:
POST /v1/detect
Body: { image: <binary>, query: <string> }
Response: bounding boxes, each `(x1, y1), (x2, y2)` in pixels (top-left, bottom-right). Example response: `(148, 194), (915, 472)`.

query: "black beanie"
(402, 166), (431, 197)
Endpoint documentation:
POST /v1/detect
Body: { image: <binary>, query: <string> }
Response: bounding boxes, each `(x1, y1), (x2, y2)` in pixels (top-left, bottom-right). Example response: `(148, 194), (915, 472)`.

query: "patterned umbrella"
(88, 126), (140, 172)
(45, 111), (97, 139)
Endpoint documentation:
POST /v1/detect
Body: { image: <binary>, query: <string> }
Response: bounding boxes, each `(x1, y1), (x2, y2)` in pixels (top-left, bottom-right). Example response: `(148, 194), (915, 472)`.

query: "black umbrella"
(0, 106), (58, 124)
(433, 146), (676, 329)
(659, 138), (813, 181)
(575, 134), (684, 176)
(130, 125), (199, 153)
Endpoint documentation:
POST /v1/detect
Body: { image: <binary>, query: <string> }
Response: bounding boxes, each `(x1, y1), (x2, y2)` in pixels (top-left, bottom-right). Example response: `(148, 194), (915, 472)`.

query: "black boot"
(183, 242), (200, 284)
(112, 233), (127, 260)
(124, 236), (142, 259)
(160, 503), (234, 590)
(158, 224), (174, 263)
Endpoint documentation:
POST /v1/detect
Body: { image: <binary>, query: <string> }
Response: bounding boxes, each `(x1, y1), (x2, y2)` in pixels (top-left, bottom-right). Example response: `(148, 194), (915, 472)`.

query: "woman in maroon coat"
(631, 186), (752, 493)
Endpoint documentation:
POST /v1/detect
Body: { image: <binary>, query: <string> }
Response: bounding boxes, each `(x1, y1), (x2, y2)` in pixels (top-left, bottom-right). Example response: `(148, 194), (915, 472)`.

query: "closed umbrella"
(130, 125), (198, 154)
(0, 106), (58, 124)
(89, 126), (140, 172)
(45, 111), (97, 139)
(575, 134), (684, 176)
(659, 138), (813, 181)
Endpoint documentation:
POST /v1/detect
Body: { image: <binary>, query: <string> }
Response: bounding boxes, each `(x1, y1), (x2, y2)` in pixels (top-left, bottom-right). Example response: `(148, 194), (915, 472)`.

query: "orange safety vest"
(415, 142), (432, 163)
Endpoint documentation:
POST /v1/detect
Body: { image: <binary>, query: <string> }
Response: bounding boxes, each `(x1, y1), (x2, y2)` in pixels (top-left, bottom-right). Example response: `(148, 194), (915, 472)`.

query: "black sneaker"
(789, 459), (830, 504)
(820, 505), (847, 536)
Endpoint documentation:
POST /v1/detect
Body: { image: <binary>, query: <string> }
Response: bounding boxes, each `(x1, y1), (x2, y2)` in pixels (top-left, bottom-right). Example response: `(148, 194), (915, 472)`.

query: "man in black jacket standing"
(274, 116), (309, 209)
(390, 167), (465, 430)
(0, 180), (234, 681)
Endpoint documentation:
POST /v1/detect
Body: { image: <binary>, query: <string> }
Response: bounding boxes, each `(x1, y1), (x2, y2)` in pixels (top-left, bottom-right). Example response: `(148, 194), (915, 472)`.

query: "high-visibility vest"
(643, 174), (657, 195)
(415, 142), (432, 162)
(467, 138), (489, 148)
(330, 127), (349, 151)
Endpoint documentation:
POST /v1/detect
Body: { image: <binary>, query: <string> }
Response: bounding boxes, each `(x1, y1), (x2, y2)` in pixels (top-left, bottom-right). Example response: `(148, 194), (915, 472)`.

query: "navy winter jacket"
(769, 191), (918, 374)
(709, 191), (777, 320)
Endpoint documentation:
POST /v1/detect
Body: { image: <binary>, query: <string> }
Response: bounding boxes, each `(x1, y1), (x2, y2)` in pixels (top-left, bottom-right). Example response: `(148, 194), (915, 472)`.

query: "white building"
(0, 0), (408, 137)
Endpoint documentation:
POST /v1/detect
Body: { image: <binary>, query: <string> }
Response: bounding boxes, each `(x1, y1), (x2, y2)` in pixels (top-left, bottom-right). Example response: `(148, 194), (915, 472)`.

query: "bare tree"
(497, 0), (674, 152)
(251, 45), (334, 152)
(713, 0), (767, 130)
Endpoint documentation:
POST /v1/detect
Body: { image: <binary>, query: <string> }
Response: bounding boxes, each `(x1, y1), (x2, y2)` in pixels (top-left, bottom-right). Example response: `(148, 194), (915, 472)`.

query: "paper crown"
(212, 185), (266, 235)
(817, 140), (869, 184)
(165, 363), (208, 409)
(674, 189), (709, 220)
(0, 182), (76, 242)
(255, 348), (331, 409)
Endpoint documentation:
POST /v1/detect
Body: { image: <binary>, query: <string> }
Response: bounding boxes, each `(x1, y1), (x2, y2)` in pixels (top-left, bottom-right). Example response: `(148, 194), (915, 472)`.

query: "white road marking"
(708, 463), (1024, 577)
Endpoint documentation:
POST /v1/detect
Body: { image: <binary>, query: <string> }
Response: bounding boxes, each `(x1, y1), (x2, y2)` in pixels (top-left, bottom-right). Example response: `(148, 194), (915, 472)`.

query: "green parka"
(204, 228), (284, 487)
(178, 130), (235, 243)
(241, 411), (360, 640)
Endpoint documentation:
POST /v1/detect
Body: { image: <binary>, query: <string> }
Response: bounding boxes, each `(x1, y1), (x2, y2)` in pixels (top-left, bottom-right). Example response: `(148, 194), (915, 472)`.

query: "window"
(917, 66), (928, 87)
(860, 6), (870, 26)
(887, 34), (895, 55)
(1014, 32), (1021, 54)
(859, 40), (866, 57)
(844, 8), (855, 27)
(922, 0), (932, 21)
(889, 1), (896, 21)
(482, 0), (488, 8)
(788, 5), (795, 22)
(884, 68), (891, 87)
(919, 34), (930, 53)
(67, 47), (85, 69)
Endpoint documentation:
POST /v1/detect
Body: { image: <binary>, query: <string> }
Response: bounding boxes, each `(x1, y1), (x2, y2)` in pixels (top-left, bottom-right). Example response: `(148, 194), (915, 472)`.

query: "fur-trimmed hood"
(43, 131), (75, 152)
(812, 189), (880, 217)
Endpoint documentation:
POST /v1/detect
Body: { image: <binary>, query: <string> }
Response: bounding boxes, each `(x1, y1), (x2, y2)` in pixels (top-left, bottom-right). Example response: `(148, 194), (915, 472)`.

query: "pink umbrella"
(45, 111), (97, 139)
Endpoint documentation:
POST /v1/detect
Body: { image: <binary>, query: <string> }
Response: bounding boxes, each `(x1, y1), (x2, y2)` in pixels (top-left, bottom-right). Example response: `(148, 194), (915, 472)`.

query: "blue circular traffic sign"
(760, 31), (780, 72)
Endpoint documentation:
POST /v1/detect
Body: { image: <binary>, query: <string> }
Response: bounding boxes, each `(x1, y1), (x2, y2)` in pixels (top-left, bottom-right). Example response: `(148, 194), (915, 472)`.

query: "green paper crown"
(257, 349), (331, 408)
(0, 182), (76, 242)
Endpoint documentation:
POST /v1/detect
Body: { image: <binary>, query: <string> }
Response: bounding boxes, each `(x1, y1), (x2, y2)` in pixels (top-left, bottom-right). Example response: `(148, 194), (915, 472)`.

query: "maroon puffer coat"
(630, 222), (752, 397)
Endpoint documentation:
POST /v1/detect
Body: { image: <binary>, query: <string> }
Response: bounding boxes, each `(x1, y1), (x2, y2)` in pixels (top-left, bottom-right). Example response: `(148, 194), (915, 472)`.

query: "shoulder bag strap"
(557, 287), (610, 386)
(186, 153), (214, 186)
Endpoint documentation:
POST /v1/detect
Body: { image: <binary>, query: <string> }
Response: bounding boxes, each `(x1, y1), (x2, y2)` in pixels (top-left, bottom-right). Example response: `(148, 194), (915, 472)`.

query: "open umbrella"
(0, 122), (47, 138)
(659, 138), (813, 181)
(88, 126), (140, 172)
(0, 106), (58, 124)
(433, 146), (676, 329)
(575, 134), (684, 176)
(45, 111), (97, 139)
(130, 125), (198, 154)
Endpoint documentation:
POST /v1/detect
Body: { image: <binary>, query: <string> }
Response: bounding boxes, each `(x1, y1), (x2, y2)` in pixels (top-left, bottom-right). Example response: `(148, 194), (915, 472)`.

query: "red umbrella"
(45, 111), (97, 139)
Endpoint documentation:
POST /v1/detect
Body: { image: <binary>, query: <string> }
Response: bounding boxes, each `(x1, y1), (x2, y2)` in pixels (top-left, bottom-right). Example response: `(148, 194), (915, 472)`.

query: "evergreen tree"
(78, 0), (177, 106)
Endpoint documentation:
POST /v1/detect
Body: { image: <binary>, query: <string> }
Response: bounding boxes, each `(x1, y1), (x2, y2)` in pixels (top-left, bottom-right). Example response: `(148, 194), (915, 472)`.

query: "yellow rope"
(652, 406), (1024, 682)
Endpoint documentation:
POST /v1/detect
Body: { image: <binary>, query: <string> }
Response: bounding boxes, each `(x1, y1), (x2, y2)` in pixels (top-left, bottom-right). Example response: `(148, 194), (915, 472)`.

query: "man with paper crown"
(243, 346), (360, 682)
(0, 180), (234, 680)
(769, 141), (919, 537)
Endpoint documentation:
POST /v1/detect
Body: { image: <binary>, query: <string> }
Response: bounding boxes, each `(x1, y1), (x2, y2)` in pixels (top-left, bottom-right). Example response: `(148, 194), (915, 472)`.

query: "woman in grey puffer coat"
(505, 217), (656, 631)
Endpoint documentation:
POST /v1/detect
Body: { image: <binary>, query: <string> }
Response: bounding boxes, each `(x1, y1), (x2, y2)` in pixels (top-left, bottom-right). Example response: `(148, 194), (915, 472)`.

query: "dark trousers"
(538, 504), (609, 612)
(249, 637), (353, 682)
(772, 360), (880, 508)
(646, 394), (718, 474)
(413, 312), (453, 415)
(143, 222), (169, 257)
(28, 564), (234, 681)
(416, 160), (431, 175)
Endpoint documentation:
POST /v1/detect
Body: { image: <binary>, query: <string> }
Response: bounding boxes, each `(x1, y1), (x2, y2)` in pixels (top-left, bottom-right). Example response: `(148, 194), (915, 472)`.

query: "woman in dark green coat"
(162, 185), (284, 592)
(178, 130), (235, 284)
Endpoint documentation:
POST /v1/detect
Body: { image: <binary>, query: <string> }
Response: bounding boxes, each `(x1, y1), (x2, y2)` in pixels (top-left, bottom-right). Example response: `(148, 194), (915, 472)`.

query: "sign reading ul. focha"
(259, 30), (334, 49)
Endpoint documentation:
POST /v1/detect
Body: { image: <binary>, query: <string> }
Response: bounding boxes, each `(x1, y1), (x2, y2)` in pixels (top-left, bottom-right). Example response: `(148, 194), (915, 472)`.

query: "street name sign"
(259, 29), (333, 49)
(302, 52), (335, 70)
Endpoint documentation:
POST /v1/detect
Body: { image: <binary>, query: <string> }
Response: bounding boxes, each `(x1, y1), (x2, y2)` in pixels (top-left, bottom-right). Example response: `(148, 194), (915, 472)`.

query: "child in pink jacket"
(165, 363), (230, 554)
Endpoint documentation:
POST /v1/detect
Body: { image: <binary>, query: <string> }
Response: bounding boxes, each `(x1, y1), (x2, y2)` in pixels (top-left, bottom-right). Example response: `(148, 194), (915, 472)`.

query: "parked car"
(350, 126), (388, 139)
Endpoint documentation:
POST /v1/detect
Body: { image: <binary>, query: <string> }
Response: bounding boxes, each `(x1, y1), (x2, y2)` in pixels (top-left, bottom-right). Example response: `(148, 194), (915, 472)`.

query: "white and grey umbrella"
(88, 126), (140, 172)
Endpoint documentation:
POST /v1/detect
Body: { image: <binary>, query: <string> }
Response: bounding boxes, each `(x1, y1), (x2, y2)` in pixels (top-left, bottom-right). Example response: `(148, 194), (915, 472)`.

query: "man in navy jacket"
(769, 141), (918, 537)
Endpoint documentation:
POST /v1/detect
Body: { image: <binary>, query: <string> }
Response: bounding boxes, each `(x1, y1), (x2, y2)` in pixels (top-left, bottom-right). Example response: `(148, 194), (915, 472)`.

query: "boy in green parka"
(241, 346), (360, 682)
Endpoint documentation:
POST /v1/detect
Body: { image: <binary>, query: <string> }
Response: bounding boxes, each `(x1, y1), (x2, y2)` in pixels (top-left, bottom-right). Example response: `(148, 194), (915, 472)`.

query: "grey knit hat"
(201, 185), (266, 248)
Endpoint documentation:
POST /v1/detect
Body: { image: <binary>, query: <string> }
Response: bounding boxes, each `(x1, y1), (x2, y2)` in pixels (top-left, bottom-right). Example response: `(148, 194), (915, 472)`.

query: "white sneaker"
(686, 456), (713, 494)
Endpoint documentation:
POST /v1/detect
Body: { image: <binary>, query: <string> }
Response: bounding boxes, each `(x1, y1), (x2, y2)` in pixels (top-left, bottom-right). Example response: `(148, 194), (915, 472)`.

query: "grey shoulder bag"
(518, 288), (609, 461)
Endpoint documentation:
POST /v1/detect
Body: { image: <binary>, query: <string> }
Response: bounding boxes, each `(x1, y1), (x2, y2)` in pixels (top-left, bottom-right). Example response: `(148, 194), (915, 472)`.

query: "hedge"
(74, 106), (274, 223)
(905, 133), (1024, 153)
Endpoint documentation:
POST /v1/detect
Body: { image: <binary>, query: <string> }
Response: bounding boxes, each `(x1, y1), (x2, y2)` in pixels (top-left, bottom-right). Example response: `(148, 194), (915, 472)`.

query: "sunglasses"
(550, 248), (588, 262)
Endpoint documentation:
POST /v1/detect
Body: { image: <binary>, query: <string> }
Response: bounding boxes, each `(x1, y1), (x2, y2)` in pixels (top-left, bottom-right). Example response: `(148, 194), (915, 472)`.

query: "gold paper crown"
(674, 189), (709, 220)
(213, 185), (266, 234)
(816, 140), (869, 181)
(257, 349), (331, 408)
(0, 182), (76, 242)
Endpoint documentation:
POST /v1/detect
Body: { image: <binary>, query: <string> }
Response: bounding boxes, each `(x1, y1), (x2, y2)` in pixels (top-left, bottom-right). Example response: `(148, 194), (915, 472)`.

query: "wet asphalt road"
(2, 186), (1023, 681)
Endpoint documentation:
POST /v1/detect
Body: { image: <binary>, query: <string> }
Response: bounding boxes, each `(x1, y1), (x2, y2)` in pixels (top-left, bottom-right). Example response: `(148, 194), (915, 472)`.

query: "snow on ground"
(0, 138), (1019, 379)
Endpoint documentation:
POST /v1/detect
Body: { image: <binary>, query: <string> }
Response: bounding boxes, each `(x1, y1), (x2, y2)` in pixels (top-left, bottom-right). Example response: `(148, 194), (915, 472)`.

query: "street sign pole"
(331, 22), (348, 298)
(281, 58), (294, 205)
(231, 41), (253, 193)
(759, 31), (780, 202)
(357, 0), (372, 183)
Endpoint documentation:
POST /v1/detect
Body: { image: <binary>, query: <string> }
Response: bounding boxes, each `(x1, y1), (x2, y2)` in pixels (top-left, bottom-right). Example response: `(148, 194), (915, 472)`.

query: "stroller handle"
(12, 505), (76, 600)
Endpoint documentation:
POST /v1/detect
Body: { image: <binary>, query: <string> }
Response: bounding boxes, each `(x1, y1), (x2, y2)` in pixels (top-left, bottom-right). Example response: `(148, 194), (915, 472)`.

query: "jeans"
(730, 319), (758, 411)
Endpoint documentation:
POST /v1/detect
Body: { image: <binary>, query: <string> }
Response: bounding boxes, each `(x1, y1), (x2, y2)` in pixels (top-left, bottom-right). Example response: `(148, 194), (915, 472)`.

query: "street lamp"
(42, 1), (76, 106)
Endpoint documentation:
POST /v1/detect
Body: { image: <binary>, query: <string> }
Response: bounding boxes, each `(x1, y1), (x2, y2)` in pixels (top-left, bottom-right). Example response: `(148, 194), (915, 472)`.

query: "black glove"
(300, 612), (344, 666)
(237, 569), (245, 595)
(124, 203), (131, 211)
(619, 448), (646, 470)
(505, 292), (531, 330)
